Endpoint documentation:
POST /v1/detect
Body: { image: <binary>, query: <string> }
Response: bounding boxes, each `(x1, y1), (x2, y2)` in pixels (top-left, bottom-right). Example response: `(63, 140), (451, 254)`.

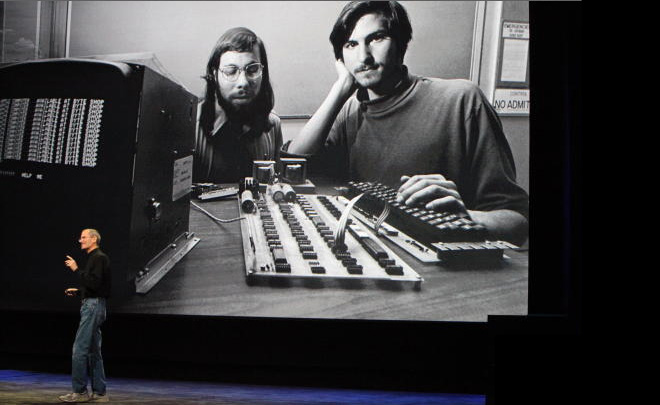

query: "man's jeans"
(72, 297), (106, 394)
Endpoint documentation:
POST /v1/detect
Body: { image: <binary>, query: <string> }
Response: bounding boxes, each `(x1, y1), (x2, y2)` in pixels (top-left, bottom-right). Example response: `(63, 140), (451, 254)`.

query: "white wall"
(67, 1), (476, 117)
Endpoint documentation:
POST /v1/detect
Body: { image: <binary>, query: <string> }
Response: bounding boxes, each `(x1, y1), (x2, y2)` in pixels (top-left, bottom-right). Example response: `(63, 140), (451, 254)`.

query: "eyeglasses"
(217, 63), (264, 81)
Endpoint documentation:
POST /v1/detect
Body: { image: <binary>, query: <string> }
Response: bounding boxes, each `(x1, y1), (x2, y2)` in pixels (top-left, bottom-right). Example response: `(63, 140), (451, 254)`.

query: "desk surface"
(114, 187), (528, 322)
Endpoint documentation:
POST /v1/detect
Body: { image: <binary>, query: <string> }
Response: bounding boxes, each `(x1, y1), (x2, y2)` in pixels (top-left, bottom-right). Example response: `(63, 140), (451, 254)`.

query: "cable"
(333, 193), (363, 251)
(190, 200), (245, 223)
(374, 204), (390, 235)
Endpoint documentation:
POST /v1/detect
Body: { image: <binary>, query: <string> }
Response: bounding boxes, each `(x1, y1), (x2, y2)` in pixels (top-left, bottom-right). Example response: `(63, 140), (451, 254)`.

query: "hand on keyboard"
(397, 174), (466, 213)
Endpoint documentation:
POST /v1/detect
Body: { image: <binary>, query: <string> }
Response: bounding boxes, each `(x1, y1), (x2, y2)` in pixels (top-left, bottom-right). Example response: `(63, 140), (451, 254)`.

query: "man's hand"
(397, 174), (529, 245)
(397, 174), (466, 213)
(64, 255), (78, 272)
(287, 59), (358, 156)
(334, 59), (358, 99)
(64, 288), (79, 297)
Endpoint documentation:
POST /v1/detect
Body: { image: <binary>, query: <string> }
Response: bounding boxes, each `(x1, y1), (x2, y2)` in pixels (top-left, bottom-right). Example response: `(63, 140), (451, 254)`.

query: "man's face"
(342, 13), (401, 91)
(79, 230), (96, 251)
(216, 46), (263, 112)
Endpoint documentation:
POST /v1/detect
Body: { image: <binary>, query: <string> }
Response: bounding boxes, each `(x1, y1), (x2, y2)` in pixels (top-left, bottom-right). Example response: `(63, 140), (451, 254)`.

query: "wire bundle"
(332, 193), (363, 251)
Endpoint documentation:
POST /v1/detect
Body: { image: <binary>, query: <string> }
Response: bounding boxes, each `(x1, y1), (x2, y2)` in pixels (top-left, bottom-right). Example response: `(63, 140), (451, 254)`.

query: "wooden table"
(114, 186), (528, 322)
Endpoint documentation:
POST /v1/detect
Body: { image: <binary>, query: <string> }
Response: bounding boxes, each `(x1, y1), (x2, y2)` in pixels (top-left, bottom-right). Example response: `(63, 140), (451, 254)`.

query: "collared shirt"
(193, 100), (282, 183)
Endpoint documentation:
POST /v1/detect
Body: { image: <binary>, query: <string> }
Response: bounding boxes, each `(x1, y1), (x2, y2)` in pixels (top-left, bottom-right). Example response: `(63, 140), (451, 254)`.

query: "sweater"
(78, 248), (111, 299)
(324, 72), (529, 219)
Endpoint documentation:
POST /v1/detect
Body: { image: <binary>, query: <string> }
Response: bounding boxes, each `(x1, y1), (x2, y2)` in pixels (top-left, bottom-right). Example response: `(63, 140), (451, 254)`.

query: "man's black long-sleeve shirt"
(79, 248), (111, 299)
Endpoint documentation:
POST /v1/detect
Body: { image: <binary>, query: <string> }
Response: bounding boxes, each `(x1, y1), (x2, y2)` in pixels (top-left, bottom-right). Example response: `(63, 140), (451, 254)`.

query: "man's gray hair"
(84, 228), (101, 245)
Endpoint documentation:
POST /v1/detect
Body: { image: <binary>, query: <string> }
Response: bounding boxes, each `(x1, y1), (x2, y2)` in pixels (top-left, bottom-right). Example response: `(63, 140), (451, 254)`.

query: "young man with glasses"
(286, 1), (528, 245)
(194, 27), (282, 183)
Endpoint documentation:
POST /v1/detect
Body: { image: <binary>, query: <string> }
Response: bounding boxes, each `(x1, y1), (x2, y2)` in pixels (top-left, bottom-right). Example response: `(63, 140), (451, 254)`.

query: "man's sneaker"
(90, 393), (110, 402)
(58, 392), (90, 402)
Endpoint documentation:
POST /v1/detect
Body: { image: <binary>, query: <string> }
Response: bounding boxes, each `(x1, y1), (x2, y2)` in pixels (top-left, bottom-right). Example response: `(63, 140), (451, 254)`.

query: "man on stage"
(59, 228), (111, 403)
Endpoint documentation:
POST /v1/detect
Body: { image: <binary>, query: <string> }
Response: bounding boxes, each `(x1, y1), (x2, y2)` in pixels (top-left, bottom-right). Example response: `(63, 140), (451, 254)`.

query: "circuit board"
(238, 193), (423, 288)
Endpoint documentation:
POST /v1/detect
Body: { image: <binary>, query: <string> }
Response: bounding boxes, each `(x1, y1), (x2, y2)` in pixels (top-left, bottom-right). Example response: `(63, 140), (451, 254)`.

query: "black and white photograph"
(0, 0), (530, 322)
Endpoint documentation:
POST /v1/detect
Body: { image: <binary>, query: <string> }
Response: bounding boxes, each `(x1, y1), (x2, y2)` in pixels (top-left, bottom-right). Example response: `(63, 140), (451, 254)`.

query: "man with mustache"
(287, 1), (528, 245)
(194, 27), (281, 183)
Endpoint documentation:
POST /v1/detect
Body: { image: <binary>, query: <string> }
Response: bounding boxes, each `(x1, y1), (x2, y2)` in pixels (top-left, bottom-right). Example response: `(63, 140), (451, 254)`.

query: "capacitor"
(241, 189), (255, 213)
(270, 183), (284, 202)
(281, 183), (296, 202)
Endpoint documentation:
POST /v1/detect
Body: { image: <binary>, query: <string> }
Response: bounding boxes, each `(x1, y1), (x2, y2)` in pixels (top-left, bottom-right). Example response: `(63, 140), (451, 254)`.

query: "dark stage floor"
(1, 370), (485, 404)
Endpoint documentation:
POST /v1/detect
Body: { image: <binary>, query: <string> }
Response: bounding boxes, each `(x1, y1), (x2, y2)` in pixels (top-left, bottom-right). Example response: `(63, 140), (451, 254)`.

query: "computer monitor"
(0, 58), (199, 310)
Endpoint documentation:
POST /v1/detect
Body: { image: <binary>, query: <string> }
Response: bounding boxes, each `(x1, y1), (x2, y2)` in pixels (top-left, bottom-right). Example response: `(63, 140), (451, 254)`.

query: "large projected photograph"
(0, 1), (529, 322)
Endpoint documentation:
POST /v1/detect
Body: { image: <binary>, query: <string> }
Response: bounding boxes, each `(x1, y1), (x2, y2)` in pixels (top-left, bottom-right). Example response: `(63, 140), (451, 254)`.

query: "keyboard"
(347, 181), (516, 262)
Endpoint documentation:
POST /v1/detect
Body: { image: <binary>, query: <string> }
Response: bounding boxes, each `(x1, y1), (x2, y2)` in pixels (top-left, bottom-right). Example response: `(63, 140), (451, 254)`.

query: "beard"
(228, 102), (254, 122)
(217, 89), (258, 125)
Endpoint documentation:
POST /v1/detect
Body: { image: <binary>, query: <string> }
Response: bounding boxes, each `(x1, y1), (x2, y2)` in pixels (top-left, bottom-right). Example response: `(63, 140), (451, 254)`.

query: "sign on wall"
(493, 88), (530, 115)
(494, 21), (530, 116)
